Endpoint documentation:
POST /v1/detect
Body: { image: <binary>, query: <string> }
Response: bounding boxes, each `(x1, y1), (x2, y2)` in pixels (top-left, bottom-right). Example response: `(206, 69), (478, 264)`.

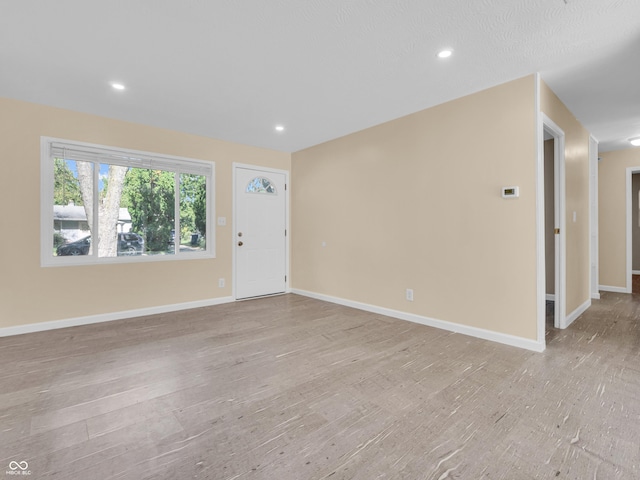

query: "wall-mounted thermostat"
(502, 186), (519, 198)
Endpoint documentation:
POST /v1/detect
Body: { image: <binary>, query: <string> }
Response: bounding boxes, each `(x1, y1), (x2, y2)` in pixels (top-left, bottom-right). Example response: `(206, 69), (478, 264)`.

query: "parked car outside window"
(56, 233), (145, 256)
(117, 233), (145, 256)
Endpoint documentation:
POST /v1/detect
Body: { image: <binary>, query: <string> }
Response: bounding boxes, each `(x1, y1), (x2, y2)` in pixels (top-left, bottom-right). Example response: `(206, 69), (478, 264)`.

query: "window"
(246, 176), (277, 194)
(41, 137), (214, 266)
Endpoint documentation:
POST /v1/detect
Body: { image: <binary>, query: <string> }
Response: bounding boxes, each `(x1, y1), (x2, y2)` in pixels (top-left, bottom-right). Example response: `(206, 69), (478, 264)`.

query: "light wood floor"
(1, 293), (639, 479)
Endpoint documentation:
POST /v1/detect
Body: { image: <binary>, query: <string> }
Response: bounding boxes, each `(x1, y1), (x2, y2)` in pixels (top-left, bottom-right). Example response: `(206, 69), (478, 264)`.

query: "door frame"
(232, 163), (290, 300)
(589, 135), (600, 299)
(537, 112), (567, 340)
(625, 167), (640, 293)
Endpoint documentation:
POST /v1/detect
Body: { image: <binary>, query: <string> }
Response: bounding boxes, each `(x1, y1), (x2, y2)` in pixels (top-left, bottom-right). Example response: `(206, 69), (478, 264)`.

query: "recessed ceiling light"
(111, 83), (125, 91)
(437, 49), (453, 59)
(630, 137), (640, 146)
(275, 125), (285, 132)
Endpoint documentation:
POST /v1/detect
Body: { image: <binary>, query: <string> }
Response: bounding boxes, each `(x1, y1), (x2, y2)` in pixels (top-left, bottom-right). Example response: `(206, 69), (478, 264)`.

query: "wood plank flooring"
(1, 293), (640, 479)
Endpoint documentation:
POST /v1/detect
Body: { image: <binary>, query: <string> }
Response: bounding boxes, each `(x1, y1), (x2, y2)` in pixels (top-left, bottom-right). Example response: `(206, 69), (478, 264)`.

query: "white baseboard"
(599, 285), (629, 294)
(591, 292), (601, 300)
(633, 270), (640, 275)
(545, 294), (556, 302)
(564, 298), (591, 329)
(291, 289), (545, 353)
(0, 296), (235, 338)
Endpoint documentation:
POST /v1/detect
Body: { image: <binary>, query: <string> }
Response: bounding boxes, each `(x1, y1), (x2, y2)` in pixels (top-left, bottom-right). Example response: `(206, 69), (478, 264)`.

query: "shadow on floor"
(545, 300), (561, 342)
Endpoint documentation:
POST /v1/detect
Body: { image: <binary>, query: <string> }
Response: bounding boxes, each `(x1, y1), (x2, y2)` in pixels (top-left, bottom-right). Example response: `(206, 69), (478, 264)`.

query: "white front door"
(234, 166), (287, 299)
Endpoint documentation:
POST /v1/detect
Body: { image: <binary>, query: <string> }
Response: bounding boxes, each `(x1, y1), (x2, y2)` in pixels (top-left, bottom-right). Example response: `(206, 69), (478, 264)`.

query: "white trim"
(589, 136), (599, 300)
(41, 136), (54, 264)
(545, 294), (556, 301)
(625, 167), (640, 294)
(599, 285), (628, 294)
(232, 163), (290, 300)
(534, 73), (546, 347)
(591, 292), (601, 300)
(292, 289), (545, 352)
(0, 296), (235, 338)
(541, 112), (567, 329)
(633, 270), (640, 275)
(564, 298), (591, 328)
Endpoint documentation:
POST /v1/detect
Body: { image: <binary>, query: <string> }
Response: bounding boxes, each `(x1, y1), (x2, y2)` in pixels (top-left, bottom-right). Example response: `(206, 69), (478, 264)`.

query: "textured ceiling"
(1, 0), (639, 152)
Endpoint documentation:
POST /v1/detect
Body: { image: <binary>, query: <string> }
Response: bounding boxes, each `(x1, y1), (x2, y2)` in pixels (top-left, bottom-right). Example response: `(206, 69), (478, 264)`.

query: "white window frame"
(41, 136), (215, 267)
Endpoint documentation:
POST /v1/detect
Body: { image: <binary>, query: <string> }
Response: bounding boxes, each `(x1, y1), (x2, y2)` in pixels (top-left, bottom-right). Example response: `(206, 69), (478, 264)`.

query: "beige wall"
(0, 76), (593, 343)
(539, 81), (591, 316)
(292, 76), (539, 340)
(598, 147), (640, 288)
(0, 97), (290, 329)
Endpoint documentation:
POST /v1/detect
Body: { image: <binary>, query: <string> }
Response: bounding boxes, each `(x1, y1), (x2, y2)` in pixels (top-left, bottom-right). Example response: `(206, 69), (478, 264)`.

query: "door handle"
(238, 241), (243, 246)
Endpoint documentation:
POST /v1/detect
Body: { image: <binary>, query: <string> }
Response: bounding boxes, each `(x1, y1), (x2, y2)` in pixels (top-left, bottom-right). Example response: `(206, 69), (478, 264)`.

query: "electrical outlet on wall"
(219, 278), (225, 288)
(406, 289), (414, 302)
